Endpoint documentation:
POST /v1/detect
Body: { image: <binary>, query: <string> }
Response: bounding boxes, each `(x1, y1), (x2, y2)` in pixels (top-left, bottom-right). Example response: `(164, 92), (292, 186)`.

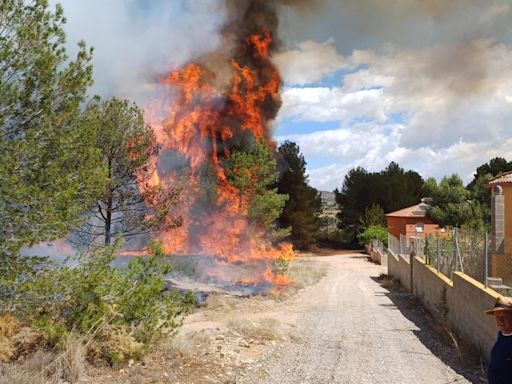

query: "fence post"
(455, 228), (464, 274)
(410, 249), (415, 293)
(437, 236), (440, 272)
(484, 232), (489, 287)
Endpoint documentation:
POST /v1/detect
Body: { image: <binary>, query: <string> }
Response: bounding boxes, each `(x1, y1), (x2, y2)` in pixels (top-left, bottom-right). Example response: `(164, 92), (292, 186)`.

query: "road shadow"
(370, 275), (486, 383)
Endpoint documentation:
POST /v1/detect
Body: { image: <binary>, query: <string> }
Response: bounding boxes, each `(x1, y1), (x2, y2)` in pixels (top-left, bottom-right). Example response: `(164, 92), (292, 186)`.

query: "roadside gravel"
(237, 253), (483, 384)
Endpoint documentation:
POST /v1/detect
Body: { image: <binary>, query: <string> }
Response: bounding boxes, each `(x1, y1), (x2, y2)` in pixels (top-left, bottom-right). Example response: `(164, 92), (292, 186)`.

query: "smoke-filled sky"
(53, 0), (512, 191)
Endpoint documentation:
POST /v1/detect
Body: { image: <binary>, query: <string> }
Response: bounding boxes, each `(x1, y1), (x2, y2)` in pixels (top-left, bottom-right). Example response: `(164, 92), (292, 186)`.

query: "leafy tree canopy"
(0, 0), (104, 256)
(226, 139), (288, 240)
(466, 157), (512, 227)
(357, 225), (388, 247)
(359, 203), (386, 231)
(467, 157), (512, 190)
(422, 175), (486, 231)
(335, 162), (423, 239)
(72, 97), (182, 247)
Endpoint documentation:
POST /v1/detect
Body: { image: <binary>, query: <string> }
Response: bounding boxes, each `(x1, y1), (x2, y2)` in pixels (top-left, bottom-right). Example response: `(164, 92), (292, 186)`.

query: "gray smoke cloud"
(277, 0), (512, 98)
(52, 0), (228, 104)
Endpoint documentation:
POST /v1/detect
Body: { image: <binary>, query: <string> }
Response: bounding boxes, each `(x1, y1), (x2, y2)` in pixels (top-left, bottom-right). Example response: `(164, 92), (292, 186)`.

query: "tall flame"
(144, 2), (294, 287)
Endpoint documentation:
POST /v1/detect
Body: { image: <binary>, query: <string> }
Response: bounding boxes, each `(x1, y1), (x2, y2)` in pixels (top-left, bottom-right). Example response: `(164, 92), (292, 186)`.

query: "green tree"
(335, 162), (423, 241)
(467, 157), (512, 190)
(73, 97), (182, 247)
(359, 203), (386, 231)
(466, 157), (512, 227)
(277, 141), (322, 249)
(226, 139), (288, 239)
(423, 174), (485, 230)
(357, 225), (388, 247)
(0, 0), (104, 256)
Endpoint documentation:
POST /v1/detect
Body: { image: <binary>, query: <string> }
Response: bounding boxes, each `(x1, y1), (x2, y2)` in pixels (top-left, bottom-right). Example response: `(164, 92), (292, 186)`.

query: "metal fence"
(371, 238), (385, 253)
(424, 229), (489, 284)
(388, 230), (512, 294)
(387, 233), (424, 262)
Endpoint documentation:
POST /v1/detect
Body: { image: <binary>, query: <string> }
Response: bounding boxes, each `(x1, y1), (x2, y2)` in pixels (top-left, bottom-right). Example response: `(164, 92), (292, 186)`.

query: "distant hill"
(320, 191), (336, 207)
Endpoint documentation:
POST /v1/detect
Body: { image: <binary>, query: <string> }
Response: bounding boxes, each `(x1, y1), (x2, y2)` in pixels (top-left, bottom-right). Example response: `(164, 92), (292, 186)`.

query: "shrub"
(4, 239), (193, 364)
(357, 225), (388, 247)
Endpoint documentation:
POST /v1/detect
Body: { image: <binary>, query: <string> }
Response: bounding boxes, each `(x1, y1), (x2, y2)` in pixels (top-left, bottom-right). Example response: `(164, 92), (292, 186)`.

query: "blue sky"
(53, 0), (512, 191)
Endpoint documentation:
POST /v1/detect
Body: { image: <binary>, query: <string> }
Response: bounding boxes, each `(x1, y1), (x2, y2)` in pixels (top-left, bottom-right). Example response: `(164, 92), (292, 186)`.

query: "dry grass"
(377, 273), (401, 290)
(0, 336), (86, 384)
(204, 294), (271, 321)
(88, 324), (144, 365)
(160, 330), (211, 357)
(0, 315), (20, 338)
(225, 317), (282, 340)
(205, 293), (238, 310)
(60, 335), (86, 383)
(0, 315), (21, 362)
(286, 258), (328, 290)
(0, 363), (48, 384)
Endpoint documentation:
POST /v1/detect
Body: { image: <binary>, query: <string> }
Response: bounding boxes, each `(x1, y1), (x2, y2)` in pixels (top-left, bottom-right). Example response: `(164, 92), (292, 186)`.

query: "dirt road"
(238, 253), (481, 384)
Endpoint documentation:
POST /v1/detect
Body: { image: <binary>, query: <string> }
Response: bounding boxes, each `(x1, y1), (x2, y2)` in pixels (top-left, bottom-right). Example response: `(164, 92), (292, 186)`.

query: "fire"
(144, 18), (294, 288)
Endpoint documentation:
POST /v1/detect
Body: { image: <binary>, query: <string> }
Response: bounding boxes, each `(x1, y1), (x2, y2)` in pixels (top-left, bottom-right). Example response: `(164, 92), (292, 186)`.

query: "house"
(385, 198), (443, 241)
(486, 171), (512, 281)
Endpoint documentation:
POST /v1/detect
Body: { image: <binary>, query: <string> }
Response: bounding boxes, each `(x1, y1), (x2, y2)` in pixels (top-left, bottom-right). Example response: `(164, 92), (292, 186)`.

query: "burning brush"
(142, 0), (307, 291)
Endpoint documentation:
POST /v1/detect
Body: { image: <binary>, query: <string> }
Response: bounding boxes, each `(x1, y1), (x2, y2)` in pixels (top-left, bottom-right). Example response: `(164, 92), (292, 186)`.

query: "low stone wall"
(412, 259), (451, 318)
(368, 247), (385, 265)
(386, 250), (411, 291)
(447, 272), (499, 357)
(387, 253), (500, 359)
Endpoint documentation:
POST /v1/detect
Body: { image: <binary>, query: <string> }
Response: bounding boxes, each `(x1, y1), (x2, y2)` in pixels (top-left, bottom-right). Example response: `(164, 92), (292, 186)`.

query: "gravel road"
(238, 253), (483, 384)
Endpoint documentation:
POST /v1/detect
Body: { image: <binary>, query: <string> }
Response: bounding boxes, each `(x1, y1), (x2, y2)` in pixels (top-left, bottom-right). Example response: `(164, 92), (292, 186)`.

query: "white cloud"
(273, 39), (348, 85)
(280, 87), (388, 122)
(278, 37), (512, 191)
(277, 122), (401, 161)
(301, 134), (512, 191)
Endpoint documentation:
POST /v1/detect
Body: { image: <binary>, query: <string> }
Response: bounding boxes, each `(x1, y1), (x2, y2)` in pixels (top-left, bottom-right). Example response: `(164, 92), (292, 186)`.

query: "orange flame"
(144, 29), (294, 287)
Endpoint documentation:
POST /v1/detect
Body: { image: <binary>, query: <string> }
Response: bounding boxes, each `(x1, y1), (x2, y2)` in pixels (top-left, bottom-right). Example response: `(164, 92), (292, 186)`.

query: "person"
(485, 296), (512, 384)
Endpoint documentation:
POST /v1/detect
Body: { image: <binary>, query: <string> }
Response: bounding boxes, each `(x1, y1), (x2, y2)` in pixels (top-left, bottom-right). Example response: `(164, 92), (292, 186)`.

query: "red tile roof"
(487, 171), (512, 185)
(385, 202), (430, 218)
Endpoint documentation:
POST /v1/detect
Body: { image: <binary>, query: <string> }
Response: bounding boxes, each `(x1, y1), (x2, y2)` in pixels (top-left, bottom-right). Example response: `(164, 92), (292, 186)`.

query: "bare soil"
(3, 252), (485, 383)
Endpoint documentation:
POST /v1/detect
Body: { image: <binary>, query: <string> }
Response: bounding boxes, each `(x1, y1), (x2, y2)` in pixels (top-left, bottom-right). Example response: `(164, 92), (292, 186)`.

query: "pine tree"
(226, 139), (288, 240)
(277, 141), (322, 249)
(335, 162), (423, 241)
(72, 97), (182, 247)
(0, 1), (104, 256)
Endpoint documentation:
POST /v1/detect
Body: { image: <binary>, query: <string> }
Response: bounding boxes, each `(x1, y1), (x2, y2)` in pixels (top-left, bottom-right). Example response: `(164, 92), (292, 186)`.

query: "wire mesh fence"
(388, 229), (512, 294)
(387, 233), (424, 262)
(371, 238), (385, 253)
(424, 229), (489, 284)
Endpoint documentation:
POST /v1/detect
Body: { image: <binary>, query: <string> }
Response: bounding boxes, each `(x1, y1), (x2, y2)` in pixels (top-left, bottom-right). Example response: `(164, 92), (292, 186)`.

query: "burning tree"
(226, 139), (290, 241)
(72, 97), (182, 248)
(143, 0), (302, 286)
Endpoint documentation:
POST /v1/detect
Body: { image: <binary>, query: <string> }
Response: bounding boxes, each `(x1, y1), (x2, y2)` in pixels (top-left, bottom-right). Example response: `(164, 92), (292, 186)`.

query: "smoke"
(279, 0), (512, 53)
(52, 0), (228, 104)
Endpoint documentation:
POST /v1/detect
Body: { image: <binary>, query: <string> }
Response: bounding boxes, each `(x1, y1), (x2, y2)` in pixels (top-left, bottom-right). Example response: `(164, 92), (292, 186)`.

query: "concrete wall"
(447, 272), (499, 357)
(412, 259), (452, 318)
(386, 250), (411, 291)
(368, 246), (386, 266)
(387, 253), (500, 359)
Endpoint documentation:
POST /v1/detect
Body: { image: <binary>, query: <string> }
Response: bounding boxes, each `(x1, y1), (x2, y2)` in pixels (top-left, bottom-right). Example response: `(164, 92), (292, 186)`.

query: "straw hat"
(485, 296), (512, 315)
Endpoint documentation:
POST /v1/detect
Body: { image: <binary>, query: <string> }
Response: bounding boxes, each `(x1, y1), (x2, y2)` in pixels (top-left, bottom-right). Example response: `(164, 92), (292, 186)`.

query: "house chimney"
(491, 185), (505, 254)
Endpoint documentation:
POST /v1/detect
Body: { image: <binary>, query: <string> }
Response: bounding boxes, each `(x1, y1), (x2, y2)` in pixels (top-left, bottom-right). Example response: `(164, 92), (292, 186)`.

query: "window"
(415, 222), (424, 233)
